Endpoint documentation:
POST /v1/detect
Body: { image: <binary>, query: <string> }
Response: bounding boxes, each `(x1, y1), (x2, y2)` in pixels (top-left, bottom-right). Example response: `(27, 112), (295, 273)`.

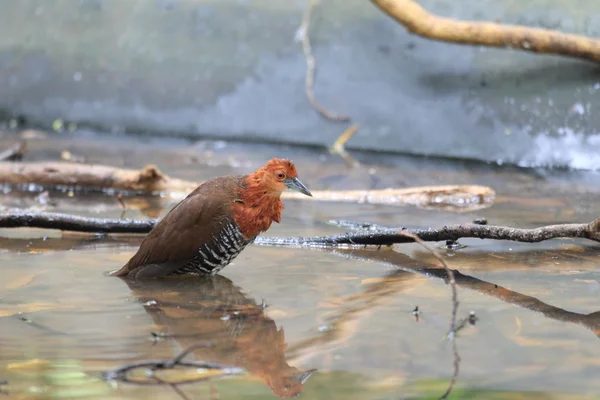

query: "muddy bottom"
(1, 130), (600, 399)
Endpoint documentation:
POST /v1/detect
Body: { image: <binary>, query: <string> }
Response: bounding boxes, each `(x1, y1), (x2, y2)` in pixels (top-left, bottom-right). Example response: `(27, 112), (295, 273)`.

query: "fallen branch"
(0, 161), (195, 195)
(372, 0), (600, 64)
(0, 161), (495, 211)
(296, 0), (350, 121)
(1, 210), (598, 247)
(257, 219), (600, 247)
(282, 184), (494, 212)
(0, 210), (156, 234)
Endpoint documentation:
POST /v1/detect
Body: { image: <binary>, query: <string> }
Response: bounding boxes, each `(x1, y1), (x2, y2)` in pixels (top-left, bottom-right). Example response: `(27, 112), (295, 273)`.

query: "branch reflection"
(326, 247), (600, 337)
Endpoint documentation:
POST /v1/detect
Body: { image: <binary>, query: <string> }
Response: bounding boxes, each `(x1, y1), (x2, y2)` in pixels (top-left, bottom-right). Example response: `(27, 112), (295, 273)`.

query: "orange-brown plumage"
(112, 158), (311, 279)
(232, 158), (298, 238)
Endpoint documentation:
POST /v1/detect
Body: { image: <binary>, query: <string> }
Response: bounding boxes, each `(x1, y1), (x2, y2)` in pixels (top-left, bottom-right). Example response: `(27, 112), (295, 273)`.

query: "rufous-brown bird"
(112, 158), (312, 279)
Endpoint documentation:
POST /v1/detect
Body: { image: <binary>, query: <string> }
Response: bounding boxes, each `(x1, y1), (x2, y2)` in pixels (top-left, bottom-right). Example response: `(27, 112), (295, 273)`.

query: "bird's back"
(113, 175), (249, 278)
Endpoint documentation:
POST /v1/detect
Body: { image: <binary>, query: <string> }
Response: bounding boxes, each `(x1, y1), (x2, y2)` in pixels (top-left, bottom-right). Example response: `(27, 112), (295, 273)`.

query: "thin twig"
(453, 311), (478, 335)
(168, 342), (215, 367)
(116, 193), (128, 220)
(327, 219), (390, 231)
(0, 141), (27, 162)
(297, 0), (350, 122)
(397, 232), (460, 399)
(17, 314), (67, 336)
(169, 384), (191, 400)
(102, 342), (243, 385)
(329, 125), (360, 167)
(152, 375), (192, 400)
(116, 193), (126, 209)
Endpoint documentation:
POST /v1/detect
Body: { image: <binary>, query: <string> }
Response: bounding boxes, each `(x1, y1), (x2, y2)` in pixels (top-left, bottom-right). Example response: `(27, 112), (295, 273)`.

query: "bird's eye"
(277, 172), (286, 180)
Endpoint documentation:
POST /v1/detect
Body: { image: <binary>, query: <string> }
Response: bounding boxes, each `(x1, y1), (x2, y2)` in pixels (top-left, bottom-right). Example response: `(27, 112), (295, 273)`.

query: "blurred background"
(1, 0), (600, 169)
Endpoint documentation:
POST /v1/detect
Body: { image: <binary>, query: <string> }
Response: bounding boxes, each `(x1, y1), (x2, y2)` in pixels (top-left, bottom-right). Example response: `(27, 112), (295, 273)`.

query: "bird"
(112, 158), (312, 279)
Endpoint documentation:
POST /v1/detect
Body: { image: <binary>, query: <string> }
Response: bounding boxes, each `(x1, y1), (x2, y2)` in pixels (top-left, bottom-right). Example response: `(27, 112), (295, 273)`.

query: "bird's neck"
(231, 176), (284, 239)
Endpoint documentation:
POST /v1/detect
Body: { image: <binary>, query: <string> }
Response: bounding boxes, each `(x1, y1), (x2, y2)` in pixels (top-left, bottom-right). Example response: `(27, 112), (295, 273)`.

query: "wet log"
(0, 161), (495, 211)
(372, 0), (600, 64)
(0, 161), (195, 194)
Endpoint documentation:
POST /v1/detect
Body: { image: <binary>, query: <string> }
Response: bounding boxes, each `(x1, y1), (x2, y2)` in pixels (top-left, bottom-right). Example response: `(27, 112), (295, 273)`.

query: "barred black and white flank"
(174, 223), (253, 275)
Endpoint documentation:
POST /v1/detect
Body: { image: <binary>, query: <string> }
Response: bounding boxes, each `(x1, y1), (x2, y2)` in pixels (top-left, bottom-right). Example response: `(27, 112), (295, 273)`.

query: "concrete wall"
(1, 0), (600, 169)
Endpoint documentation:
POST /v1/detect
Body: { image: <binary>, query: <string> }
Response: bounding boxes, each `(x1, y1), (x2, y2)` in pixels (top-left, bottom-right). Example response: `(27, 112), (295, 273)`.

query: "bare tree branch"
(2, 210), (599, 247)
(257, 219), (600, 246)
(372, 0), (600, 64)
(0, 210), (156, 234)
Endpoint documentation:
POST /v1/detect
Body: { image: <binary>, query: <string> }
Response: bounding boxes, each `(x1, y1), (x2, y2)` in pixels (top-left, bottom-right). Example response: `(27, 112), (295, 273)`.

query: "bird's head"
(236, 158), (312, 235)
(258, 158), (312, 197)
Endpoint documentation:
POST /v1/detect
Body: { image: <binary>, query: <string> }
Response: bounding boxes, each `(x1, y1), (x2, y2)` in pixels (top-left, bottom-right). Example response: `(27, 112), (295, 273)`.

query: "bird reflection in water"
(121, 275), (316, 398)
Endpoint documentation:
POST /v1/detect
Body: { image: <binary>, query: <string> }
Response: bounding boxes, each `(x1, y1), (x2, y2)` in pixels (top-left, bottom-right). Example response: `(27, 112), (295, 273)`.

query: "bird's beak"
(294, 369), (317, 384)
(285, 177), (312, 197)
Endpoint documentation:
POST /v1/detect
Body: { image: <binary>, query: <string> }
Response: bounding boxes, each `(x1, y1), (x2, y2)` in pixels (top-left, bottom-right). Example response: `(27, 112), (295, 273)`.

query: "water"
(1, 130), (600, 399)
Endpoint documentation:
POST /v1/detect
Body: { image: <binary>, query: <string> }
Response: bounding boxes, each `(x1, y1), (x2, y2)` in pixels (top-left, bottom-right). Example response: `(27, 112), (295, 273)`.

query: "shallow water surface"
(1, 132), (600, 399)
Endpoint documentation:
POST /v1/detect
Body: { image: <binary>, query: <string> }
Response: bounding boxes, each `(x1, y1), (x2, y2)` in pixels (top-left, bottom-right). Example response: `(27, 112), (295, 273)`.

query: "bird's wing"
(114, 176), (241, 277)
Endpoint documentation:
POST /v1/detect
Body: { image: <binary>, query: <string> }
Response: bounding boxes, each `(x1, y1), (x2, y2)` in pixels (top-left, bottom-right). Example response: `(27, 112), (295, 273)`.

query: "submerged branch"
(102, 342), (244, 386)
(0, 161), (495, 211)
(327, 247), (600, 337)
(397, 232), (460, 399)
(372, 0), (600, 64)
